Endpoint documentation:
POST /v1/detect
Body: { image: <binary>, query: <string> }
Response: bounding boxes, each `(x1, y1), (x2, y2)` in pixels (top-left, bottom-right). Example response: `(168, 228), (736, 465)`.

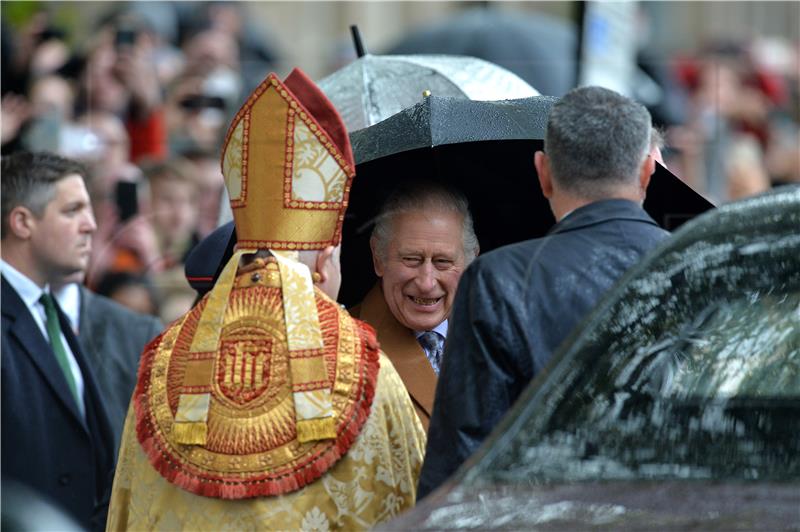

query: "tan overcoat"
(350, 283), (438, 430)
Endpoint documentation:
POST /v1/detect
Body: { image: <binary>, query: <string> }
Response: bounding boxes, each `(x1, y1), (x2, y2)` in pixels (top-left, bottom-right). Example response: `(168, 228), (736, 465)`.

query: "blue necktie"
(418, 331), (444, 375)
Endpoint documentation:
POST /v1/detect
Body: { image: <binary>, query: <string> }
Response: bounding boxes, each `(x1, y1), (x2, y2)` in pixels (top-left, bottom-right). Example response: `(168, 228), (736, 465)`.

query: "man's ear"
(535, 151), (553, 199)
(639, 154), (656, 199)
(315, 245), (336, 284)
(7, 206), (35, 240)
(369, 236), (384, 277)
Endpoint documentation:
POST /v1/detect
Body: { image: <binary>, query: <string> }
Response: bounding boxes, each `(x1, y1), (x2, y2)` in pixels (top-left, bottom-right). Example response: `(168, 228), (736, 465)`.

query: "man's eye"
(434, 259), (454, 269)
(402, 257), (422, 265)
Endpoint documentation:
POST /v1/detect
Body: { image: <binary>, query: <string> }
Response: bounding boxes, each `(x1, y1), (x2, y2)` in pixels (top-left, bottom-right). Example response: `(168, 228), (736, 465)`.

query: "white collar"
(415, 319), (449, 340)
(1, 259), (48, 307)
(54, 283), (81, 333)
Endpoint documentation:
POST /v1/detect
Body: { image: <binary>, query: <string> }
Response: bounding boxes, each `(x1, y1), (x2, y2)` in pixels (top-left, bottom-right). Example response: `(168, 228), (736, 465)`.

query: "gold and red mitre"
(133, 69), (380, 499)
(222, 68), (355, 250)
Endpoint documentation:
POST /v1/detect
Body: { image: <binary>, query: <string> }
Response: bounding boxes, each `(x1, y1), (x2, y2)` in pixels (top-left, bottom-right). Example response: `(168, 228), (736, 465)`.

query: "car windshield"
(464, 188), (800, 487)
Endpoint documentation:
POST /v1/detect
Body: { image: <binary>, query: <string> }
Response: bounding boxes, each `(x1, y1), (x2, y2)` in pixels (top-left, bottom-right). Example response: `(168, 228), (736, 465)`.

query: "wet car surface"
(384, 185), (800, 530)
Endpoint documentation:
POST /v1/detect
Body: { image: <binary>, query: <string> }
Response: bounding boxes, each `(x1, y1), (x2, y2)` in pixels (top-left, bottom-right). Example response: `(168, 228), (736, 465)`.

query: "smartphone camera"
(115, 181), (139, 223)
(114, 27), (138, 49)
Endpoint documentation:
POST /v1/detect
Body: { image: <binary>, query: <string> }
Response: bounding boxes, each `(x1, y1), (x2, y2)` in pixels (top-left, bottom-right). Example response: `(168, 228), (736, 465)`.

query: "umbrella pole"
(350, 25), (367, 58)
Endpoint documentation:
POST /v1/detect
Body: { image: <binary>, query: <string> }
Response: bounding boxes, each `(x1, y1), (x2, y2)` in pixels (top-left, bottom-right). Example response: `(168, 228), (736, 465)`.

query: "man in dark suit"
(53, 275), (163, 452)
(1, 151), (115, 531)
(418, 86), (671, 498)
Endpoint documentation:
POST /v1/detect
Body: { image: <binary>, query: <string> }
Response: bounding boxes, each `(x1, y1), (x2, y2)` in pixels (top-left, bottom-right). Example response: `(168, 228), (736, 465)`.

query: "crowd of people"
(2, 4), (798, 324)
(657, 38), (799, 205)
(1, 2), (798, 531)
(2, 2), (278, 324)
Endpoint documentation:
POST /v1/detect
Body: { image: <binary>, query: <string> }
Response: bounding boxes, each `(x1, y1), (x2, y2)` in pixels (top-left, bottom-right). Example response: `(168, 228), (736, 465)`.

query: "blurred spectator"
(669, 36), (798, 204)
(182, 27), (239, 78)
(87, 156), (199, 324)
(78, 13), (167, 163)
(177, 1), (279, 93)
(90, 157), (198, 278)
(95, 270), (161, 317)
(122, 1), (185, 87)
(164, 71), (230, 154)
(181, 146), (225, 239)
(144, 158), (200, 269)
(28, 73), (74, 119)
(2, 9), (71, 95)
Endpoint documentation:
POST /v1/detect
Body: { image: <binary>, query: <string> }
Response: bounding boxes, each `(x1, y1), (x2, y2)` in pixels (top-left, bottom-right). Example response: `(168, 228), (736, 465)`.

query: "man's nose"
(414, 261), (437, 292)
(82, 210), (98, 233)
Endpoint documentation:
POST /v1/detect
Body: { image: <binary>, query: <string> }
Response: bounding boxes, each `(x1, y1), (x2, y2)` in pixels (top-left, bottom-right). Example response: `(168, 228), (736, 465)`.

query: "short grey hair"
(371, 181), (479, 265)
(544, 86), (652, 199)
(1, 152), (88, 239)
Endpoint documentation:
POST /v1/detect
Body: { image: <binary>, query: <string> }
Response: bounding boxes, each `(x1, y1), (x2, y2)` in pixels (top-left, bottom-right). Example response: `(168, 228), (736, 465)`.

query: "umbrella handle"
(350, 25), (367, 58)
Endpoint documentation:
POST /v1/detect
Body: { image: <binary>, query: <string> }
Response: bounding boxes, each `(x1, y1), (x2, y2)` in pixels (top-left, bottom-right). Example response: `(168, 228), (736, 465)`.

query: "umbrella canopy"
(317, 54), (539, 132)
(185, 96), (714, 307)
(386, 7), (577, 98)
(351, 94), (555, 165)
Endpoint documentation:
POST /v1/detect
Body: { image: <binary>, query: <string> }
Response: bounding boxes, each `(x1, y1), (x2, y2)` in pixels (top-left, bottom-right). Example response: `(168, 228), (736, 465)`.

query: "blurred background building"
(2, 0), (798, 319)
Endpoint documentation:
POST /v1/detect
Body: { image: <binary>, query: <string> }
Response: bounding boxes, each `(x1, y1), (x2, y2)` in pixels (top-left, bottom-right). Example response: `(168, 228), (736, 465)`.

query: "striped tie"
(418, 331), (444, 375)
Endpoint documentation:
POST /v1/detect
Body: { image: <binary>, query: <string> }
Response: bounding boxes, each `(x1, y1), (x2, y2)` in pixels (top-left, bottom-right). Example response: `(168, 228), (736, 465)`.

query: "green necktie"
(40, 292), (81, 408)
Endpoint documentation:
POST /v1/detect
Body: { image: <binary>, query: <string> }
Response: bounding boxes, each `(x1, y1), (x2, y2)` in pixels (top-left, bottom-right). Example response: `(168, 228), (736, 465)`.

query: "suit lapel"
(76, 287), (103, 367)
(358, 284), (438, 420)
(2, 277), (88, 429)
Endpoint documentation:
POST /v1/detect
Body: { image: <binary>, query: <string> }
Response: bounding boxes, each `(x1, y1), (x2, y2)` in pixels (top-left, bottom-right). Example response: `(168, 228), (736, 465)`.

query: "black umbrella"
(338, 95), (713, 307)
(385, 7), (578, 97)
(186, 96), (714, 307)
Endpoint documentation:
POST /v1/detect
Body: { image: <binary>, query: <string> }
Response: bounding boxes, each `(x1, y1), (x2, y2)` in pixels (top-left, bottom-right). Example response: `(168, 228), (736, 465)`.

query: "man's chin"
(57, 265), (88, 286)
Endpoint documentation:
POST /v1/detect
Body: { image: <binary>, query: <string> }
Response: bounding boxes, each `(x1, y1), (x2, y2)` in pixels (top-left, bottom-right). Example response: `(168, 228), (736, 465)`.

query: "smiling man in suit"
(350, 181), (479, 430)
(1, 151), (115, 531)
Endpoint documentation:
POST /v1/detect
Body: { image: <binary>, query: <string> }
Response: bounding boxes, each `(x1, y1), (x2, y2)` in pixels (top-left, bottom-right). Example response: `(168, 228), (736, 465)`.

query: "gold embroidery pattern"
(135, 267), (381, 496)
(109, 351), (427, 531)
(290, 120), (347, 206)
(222, 119), (245, 203)
(217, 338), (272, 404)
(272, 251), (324, 351)
(219, 73), (355, 252)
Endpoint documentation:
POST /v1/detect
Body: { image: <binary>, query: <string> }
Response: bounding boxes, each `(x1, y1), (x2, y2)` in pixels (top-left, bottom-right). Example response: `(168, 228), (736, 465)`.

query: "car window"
(483, 293), (800, 484)
(652, 293), (800, 399)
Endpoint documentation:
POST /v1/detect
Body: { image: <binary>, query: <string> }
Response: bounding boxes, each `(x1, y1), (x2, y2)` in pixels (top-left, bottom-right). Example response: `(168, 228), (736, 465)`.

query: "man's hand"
(112, 46), (162, 120)
(1, 93), (31, 145)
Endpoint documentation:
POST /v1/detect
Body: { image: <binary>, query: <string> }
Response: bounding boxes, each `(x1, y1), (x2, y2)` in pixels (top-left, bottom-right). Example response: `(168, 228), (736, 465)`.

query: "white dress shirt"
(54, 282), (81, 335)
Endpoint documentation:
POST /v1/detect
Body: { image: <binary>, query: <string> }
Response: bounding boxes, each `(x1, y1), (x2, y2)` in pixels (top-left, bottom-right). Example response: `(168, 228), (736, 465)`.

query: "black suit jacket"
(76, 286), (163, 452)
(1, 276), (115, 531)
(418, 199), (670, 498)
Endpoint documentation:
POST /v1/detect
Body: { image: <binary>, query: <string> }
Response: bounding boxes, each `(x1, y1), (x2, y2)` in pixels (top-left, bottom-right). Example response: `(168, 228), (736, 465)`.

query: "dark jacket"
(418, 199), (670, 499)
(77, 286), (163, 452)
(1, 277), (116, 531)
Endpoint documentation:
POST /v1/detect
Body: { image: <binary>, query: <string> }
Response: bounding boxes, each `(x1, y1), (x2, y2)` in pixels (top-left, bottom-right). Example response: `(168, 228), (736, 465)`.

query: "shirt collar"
(414, 319), (449, 340)
(0, 259), (48, 308)
(54, 283), (81, 333)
